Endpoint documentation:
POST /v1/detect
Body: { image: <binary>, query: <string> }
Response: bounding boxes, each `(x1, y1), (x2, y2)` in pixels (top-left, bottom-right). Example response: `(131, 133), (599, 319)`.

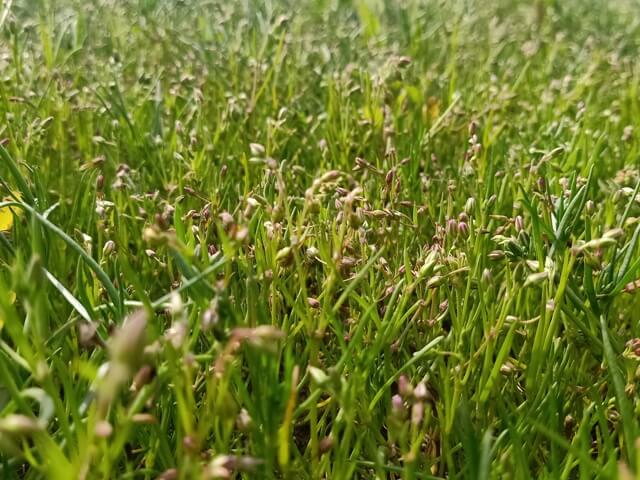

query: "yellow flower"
(427, 96), (440, 120)
(0, 192), (21, 232)
(0, 291), (16, 330)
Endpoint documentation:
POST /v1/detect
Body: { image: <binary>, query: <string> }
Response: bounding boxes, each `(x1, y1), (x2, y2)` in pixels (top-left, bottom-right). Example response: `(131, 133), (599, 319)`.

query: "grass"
(1, 0), (640, 477)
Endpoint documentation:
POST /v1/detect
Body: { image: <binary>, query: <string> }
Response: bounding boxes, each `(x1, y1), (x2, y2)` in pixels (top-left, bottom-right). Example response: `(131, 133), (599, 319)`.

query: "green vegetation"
(1, 0), (640, 477)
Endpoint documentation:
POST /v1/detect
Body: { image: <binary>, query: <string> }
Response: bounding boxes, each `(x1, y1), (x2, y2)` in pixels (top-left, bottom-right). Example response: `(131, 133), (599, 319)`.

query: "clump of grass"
(1, 0), (640, 478)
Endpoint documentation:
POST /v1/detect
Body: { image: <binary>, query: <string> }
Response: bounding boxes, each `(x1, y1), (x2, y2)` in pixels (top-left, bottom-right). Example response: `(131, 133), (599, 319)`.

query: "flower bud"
(398, 375), (413, 397)
(411, 401), (424, 426)
(319, 436), (334, 455)
(613, 189), (624, 204)
(524, 271), (549, 287)
(156, 469), (178, 480)
(0, 414), (42, 436)
(234, 325), (284, 355)
(276, 246), (293, 266)
(481, 268), (492, 286)
(168, 292), (184, 315)
(514, 216), (524, 233)
(446, 218), (458, 235)
(308, 366), (330, 386)
(391, 394), (404, 416)
(236, 408), (253, 432)
(102, 240), (116, 256)
(95, 420), (113, 438)
(131, 413), (156, 424)
(464, 197), (476, 214)
(603, 228), (624, 239)
(414, 382), (429, 401)
(488, 250), (505, 261)
(132, 364), (155, 392)
(109, 309), (148, 369)
(578, 237), (617, 251)
(458, 221), (469, 237)
(249, 143), (265, 156)
(586, 200), (595, 214)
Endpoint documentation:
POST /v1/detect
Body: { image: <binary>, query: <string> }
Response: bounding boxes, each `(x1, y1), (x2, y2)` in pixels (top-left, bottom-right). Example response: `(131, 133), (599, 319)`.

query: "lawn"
(1, 0), (640, 478)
